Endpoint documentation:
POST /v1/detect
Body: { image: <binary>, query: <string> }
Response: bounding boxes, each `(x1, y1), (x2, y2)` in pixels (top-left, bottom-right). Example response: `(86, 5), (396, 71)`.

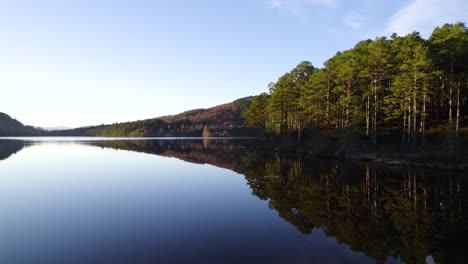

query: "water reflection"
(0, 139), (467, 263)
(242, 156), (467, 264)
(0, 140), (24, 160)
(88, 138), (253, 173)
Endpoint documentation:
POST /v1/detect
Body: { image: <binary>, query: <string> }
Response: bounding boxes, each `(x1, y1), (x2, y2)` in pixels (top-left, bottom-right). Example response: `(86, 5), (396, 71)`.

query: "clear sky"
(1, 0), (466, 128)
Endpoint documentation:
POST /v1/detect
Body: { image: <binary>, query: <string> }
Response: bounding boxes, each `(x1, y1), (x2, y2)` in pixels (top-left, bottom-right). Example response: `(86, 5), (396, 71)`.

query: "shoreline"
(272, 148), (468, 172)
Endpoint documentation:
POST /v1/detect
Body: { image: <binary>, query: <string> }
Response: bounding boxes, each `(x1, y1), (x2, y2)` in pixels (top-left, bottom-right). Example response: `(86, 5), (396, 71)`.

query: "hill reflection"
(0, 140), (25, 160)
(90, 139), (256, 173)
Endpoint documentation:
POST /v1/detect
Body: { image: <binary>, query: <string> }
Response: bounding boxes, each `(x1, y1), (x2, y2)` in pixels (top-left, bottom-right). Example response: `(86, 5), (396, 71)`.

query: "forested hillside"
(244, 23), (468, 149)
(51, 97), (257, 137)
(159, 97), (251, 127)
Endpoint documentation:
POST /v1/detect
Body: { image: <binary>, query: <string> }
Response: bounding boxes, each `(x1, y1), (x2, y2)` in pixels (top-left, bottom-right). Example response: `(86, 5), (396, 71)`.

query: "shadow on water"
(1, 138), (467, 264)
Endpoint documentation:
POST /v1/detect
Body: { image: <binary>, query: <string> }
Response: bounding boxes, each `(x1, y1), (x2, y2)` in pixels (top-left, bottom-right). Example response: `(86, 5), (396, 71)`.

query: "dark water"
(0, 138), (466, 264)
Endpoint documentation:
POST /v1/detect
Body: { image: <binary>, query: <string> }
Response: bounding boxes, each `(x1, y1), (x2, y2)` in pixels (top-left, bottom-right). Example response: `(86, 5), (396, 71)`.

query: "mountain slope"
(0, 113), (42, 136)
(159, 97), (252, 128)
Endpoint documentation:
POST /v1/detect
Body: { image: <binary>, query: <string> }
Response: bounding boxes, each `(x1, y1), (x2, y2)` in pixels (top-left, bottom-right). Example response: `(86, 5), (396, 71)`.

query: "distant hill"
(38, 126), (71, 131)
(0, 113), (42, 136)
(51, 97), (261, 137)
(159, 97), (250, 126)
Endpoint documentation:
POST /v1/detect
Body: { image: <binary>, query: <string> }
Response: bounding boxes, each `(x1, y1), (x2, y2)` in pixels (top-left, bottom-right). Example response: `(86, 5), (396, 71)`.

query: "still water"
(0, 138), (466, 264)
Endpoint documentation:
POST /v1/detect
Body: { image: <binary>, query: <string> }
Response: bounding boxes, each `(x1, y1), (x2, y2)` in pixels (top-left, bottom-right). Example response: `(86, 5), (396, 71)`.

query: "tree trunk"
(456, 81), (461, 135)
(366, 95), (370, 137)
(346, 88), (351, 128)
(326, 86), (330, 135)
(449, 80), (453, 127)
(326, 72), (331, 136)
(402, 110), (407, 145)
(421, 93), (426, 146)
(407, 104), (412, 145)
(373, 88), (378, 144)
(315, 96), (319, 125)
(297, 123), (302, 143)
(413, 93), (418, 148)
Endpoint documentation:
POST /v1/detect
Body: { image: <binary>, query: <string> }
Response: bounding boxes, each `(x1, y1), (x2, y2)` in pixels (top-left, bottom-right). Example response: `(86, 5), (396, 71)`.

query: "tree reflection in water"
(241, 153), (467, 264)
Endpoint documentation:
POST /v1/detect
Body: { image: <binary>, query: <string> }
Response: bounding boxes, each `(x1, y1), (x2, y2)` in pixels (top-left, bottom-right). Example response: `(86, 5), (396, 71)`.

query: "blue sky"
(1, 0), (466, 127)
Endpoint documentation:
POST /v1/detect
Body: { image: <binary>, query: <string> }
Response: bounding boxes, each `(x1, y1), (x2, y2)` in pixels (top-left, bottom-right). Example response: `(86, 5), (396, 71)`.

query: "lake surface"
(0, 138), (466, 264)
